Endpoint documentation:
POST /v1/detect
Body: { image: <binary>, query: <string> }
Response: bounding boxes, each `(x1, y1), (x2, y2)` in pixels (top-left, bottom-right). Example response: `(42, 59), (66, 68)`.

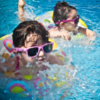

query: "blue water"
(0, 0), (100, 100)
(0, 0), (100, 37)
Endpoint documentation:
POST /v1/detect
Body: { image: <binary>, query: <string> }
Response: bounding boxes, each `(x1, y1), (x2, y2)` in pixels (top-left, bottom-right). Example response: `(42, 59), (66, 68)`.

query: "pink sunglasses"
(56, 15), (80, 25)
(14, 42), (53, 58)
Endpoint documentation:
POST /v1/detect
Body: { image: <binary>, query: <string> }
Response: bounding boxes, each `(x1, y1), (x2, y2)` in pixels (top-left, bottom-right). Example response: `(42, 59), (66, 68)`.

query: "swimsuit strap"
(16, 56), (19, 70)
(15, 56), (22, 80)
(42, 65), (47, 71)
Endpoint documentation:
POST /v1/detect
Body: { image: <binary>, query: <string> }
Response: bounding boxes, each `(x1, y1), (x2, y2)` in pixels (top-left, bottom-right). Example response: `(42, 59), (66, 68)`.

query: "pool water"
(0, 0), (100, 100)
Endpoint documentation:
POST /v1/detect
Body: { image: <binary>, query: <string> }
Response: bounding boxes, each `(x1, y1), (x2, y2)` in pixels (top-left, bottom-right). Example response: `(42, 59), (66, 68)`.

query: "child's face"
(20, 33), (50, 65)
(61, 9), (78, 32)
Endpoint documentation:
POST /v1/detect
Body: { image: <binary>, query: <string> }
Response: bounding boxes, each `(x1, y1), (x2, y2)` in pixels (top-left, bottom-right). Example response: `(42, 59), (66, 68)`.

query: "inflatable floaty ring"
(5, 80), (32, 97)
(0, 34), (69, 97)
(3, 39), (14, 53)
(34, 77), (51, 96)
(35, 11), (88, 39)
(6, 80), (29, 94)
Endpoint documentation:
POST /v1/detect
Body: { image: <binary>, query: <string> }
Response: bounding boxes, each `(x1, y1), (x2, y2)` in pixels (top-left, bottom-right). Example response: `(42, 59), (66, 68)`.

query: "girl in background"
(18, 0), (96, 41)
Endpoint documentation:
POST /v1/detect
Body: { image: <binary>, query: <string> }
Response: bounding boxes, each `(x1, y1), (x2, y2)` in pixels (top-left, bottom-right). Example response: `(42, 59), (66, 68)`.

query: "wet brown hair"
(13, 21), (49, 47)
(53, 1), (76, 27)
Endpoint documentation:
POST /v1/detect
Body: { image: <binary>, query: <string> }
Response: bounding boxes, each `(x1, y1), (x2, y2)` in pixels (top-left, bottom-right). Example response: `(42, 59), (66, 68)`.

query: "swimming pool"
(0, 0), (100, 100)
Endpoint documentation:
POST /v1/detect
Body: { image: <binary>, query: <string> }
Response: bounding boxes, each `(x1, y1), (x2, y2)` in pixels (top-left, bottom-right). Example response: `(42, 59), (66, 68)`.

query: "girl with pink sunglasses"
(49, 1), (96, 41)
(0, 21), (66, 80)
(0, 21), (74, 97)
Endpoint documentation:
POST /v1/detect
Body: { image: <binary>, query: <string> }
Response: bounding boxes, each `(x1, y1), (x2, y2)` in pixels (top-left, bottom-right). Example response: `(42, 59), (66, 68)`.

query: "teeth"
(39, 58), (44, 61)
(0, 58), (5, 63)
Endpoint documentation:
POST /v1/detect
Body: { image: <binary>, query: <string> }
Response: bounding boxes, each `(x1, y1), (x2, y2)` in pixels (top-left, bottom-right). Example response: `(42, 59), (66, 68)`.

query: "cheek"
(45, 54), (50, 60)
(21, 53), (36, 63)
(26, 43), (33, 48)
(63, 23), (76, 31)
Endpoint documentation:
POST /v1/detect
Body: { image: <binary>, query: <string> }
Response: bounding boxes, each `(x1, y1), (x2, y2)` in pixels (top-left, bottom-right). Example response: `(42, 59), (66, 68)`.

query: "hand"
(88, 34), (96, 45)
(18, 0), (25, 7)
(60, 29), (71, 41)
(87, 30), (96, 37)
(49, 28), (71, 41)
(89, 34), (96, 41)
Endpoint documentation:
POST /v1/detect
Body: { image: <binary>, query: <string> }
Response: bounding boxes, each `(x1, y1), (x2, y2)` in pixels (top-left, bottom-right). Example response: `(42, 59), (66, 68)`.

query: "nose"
(38, 49), (44, 57)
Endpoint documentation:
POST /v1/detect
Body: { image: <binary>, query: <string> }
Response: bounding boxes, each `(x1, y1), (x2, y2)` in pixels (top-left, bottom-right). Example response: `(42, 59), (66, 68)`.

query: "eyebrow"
(72, 15), (77, 19)
(31, 37), (43, 43)
(36, 38), (42, 43)
(27, 39), (35, 43)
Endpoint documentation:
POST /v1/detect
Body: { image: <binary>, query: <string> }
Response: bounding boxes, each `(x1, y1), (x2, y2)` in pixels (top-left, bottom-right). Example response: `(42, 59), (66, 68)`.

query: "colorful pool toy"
(34, 77), (51, 96)
(0, 34), (68, 97)
(3, 39), (14, 53)
(6, 80), (29, 94)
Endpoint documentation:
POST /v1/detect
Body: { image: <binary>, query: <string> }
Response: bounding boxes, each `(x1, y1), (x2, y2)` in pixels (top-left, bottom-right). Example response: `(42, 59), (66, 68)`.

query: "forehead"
(67, 9), (77, 18)
(26, 33), (42, 41)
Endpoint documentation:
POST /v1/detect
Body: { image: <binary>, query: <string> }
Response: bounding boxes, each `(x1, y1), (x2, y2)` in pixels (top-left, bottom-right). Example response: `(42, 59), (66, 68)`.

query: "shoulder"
(5, 56), (17, 64)
(48, 55), (64, 65)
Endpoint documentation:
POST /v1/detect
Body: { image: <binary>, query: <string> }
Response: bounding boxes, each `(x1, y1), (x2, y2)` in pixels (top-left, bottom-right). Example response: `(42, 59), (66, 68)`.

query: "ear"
(59, 22), (64, 29)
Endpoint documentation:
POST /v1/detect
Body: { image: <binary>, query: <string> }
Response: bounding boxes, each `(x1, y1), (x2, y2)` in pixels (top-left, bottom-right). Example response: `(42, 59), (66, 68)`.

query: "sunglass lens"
(28, 48), (38, 57)
(75, 18), (79, 24)
(43, 44), (53, 53)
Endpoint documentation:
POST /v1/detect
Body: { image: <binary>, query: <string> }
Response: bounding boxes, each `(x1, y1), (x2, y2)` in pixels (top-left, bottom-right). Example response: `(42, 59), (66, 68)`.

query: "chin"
(67, 29), (74, 32)
(65, 27), (74, 32)
(36, 62), (43, 67)
(27, 60), (35, 64)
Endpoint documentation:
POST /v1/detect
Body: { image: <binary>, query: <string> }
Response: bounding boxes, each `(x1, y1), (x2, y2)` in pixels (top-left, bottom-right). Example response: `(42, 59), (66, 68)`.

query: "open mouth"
(38, 58), (45, 62)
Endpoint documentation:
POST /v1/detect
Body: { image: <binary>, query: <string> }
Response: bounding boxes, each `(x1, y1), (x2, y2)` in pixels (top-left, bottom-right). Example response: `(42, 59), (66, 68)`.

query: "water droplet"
(12, 61), (15, 65)
(46, 35), (48, 37)
(17, 53), (20, 56)
(35, 61), (39, 64)
(4, 90), (8, 93)
(0, 57), (5, 63)
(26, 62), (30, 67)
(1, 66), (7, 72)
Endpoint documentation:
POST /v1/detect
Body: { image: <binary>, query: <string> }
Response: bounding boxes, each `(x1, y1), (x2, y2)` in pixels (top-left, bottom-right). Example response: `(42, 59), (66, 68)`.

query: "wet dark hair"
(13, 21), (49, 47)
(53, 1), (76, 27)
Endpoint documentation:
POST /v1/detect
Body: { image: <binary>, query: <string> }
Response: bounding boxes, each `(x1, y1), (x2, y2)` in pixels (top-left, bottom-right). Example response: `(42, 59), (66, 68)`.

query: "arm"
(48, 27), (71, 41)
(18, 0), (26, 22)
(48, 55), (64, 65)
(48, 55), (74, 70)
(78, 27), (96, 39)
